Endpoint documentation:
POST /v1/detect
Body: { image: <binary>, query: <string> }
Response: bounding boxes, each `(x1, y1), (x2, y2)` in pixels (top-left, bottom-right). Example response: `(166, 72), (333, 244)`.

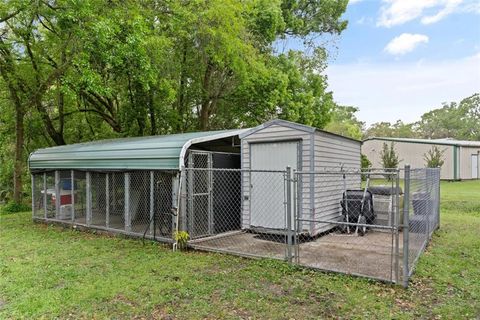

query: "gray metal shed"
(239, 120), (361, 236)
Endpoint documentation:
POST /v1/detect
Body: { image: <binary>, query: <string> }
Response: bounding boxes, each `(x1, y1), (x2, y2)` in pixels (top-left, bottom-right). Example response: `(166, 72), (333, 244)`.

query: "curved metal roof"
(29, 129), (247, 172)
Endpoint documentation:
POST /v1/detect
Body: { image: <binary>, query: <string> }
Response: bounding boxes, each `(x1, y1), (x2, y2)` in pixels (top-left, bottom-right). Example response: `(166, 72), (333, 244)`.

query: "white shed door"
(250, 141), (298, 229)
(472, 154), (478, 179)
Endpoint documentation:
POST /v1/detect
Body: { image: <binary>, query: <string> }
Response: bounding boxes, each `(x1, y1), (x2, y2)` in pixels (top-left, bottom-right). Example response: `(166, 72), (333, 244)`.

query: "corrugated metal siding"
(241, 122), (362, 236)
(460, 146), (480, 179)
(241, 124), (312, 231)
(362, 140), (455, 180)
(312, 132), (361, 234)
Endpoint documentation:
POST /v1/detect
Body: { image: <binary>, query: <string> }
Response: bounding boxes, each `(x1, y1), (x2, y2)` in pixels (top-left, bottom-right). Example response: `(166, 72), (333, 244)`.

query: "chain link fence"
(31, 170), (176, 242)
(403, 166), (441, 286)
(186, 168), (289, 260)
(182, 166), (440, 286)
(293, 168), (402, 283)
(31, 165), (440, 286)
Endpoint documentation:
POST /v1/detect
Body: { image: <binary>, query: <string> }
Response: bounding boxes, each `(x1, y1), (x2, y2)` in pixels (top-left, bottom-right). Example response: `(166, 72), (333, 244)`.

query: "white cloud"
(421, 0), (462, 24)
(325, 53), (480, 125)
(349, 0), (364, 4)
(384, 33), (429, 55)
(377, 0), (463, 27)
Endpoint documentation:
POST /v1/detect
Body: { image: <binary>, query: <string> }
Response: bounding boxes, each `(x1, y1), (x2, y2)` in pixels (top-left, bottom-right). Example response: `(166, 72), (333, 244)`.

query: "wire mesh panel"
(45, 172), (56, 219)
(73, 171), (87, 224)
(187, 169), (289, 261)
(406, 167), (440, 277)
(32, 173), (45, 218)
(152, 171), (175, 239)
(55, 170), (74, 221)
(107, 172), (125, 231)
(91, 172), (107, 227)
(129, 171), (151, 235)
(294, 169), (401, 284)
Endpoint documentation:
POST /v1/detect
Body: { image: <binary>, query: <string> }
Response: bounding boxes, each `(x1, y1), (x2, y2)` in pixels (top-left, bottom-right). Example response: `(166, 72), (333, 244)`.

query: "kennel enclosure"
(29, 120), (441, 286)
(30, 129), (247, 241)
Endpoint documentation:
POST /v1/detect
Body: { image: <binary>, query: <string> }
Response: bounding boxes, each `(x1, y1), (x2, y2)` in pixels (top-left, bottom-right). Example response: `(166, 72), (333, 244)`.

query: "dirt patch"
(147, 306), (176, 320)
(112, 294), (138, 307)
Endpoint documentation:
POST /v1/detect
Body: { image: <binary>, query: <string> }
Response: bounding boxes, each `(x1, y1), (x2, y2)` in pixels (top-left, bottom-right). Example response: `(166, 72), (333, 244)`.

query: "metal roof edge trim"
(315, 129), (361, 144)
(239, 119), (360, 144)
(239, 119), (315, 139)
(362, 137), (480, 147)
(178, 129), (249, 169)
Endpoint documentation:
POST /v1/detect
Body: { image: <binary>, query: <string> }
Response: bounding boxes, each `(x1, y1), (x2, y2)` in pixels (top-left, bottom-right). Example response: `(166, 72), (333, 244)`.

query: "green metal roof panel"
(29, 129), (247, 172)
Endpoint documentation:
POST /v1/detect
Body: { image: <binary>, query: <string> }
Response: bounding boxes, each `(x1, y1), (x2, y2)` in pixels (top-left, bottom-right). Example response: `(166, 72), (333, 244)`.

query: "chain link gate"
(291, 168), (403, 284)
(187, 151), (213, 239)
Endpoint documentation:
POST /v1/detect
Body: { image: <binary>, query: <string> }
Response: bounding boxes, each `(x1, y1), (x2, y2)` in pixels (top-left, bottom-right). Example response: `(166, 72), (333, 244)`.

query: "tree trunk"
(13, 105), (24, 204)
(148, 89), (156, 135)
(199, 62), (214, 131)
(199, 101), (210, 131)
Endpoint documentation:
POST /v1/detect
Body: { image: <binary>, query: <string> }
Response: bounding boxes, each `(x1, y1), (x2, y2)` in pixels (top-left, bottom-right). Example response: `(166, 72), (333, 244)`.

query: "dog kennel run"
(30, 120), (440, 286)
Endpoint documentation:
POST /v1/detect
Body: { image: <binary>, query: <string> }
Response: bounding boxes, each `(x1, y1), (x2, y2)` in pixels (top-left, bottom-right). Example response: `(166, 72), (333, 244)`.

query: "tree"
(364, 120), (417, 139)
(0, 0), (350, 205)
(416, 93), (480, 140)
(424, 146), (445, 168)
(324, 105), (364, 140)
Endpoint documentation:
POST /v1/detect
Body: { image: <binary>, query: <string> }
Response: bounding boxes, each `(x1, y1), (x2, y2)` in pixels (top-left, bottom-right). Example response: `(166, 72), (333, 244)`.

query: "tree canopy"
(0, 0), (348, 203)
(363, 93), (480, 141)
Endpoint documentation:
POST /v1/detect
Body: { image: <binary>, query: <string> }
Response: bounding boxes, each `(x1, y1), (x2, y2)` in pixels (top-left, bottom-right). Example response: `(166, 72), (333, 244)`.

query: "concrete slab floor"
(190, 230), (416, 282)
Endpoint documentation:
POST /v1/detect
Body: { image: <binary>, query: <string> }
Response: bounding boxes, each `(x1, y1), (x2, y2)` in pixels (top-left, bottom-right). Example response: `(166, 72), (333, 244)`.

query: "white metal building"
(362, 137), (480, 180)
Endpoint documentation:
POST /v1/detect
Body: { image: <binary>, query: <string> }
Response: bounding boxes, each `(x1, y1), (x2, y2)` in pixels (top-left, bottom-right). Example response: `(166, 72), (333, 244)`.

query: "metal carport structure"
(29, 129), (247, 242)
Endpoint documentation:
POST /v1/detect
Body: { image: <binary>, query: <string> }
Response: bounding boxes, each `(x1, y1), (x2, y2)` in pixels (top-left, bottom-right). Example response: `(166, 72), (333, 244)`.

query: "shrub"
(174, 231), (190, 250)
(424, 146), (445, 168)
(361, 154), (372, 170)
(2, 201), (30, 213)
(380, 142), (401, 180)
(361, 154), (372, 181)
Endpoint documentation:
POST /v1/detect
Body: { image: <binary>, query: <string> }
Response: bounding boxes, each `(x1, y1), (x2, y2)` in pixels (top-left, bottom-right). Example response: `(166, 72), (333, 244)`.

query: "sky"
(323, 0), (480, 126)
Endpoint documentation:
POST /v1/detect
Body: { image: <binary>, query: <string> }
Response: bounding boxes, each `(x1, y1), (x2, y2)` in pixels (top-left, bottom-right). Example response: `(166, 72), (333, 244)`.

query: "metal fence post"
(395, 169), (400, 284)
(86, 172), (92, 226)
(402, 164), (411, 288)
(55, 171), (61, 219)
(71, 170), (75, 223)
(105, 173), (109, 228)
(125, 172), (131, 232)
(180, 166), (187, 232)
(150, 171), (154, 236)
(43, 173), (47, 219)
(436, 167), (441, 229)
(31, 174), (35, 218)
(207, 154), (213, 235)
(286, 166), (293, 263)
(426, 169), (431, 239)
(293, 169), (299, 264)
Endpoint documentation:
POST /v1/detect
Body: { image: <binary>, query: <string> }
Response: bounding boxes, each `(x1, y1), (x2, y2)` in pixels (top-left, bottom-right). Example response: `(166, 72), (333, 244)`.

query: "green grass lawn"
(0, 181), (479, 319)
